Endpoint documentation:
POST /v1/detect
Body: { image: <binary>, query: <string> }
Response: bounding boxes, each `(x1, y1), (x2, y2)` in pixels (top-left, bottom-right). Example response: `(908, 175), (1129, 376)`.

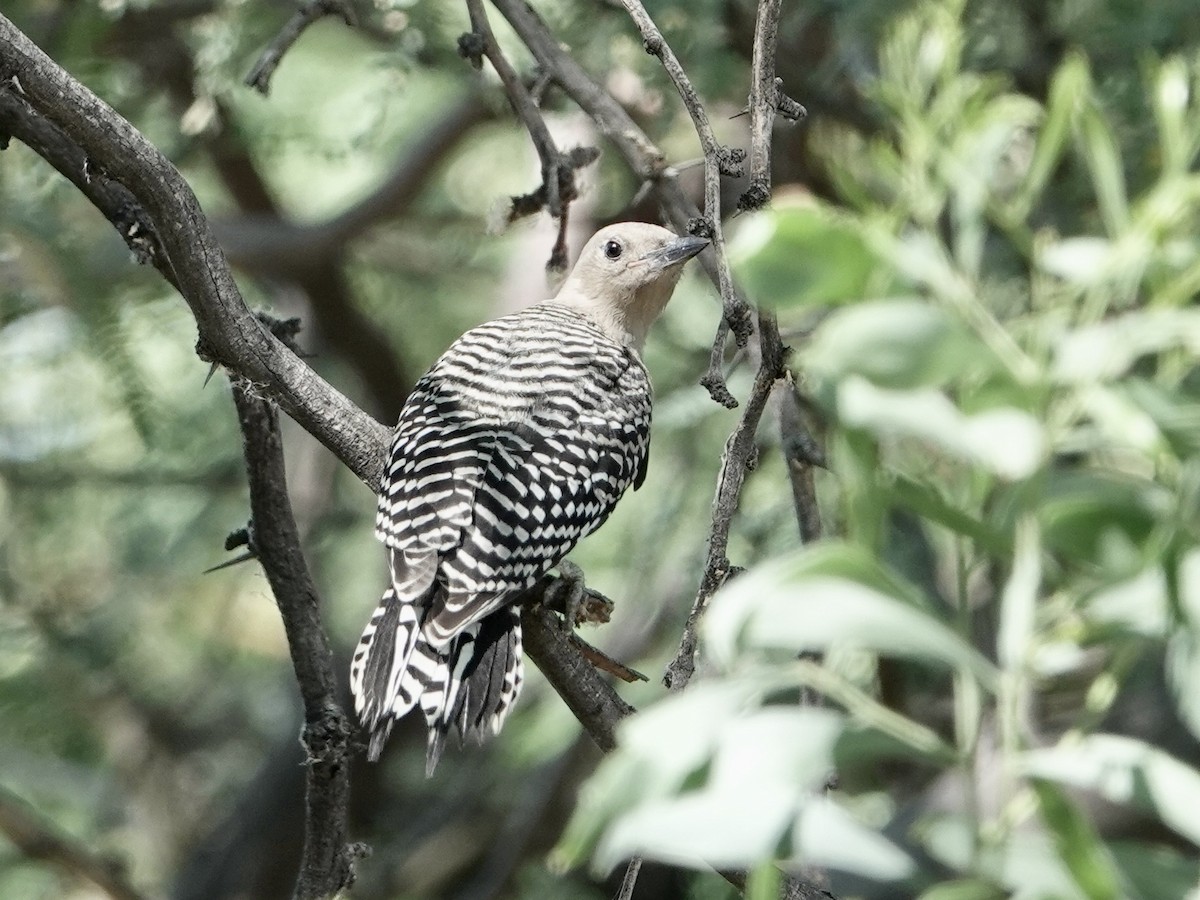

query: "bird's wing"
(374, 305), (652, 645)
(424, 355), (651, 641)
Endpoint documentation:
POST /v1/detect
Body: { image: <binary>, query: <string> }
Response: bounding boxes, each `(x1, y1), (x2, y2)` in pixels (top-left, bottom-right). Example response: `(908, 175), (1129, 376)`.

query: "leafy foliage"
(561, 2), (1200, 896)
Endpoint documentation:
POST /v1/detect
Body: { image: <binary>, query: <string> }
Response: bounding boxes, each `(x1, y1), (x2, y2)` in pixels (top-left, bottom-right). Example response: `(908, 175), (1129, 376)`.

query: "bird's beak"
(640, 235), (709, 272)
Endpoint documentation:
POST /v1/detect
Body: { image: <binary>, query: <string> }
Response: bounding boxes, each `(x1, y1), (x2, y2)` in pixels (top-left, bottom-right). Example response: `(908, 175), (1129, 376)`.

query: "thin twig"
(0, 783), (149, 900)
(738, 0), (782, 211)
(466, 0), (561, 217)
(615, 857), (643, 900)
(245, 0), (356, 96)
(664, 308), (788, 692)
(489, 0), (754, 391)
(700, 317), (737, 409)
(468, 0), (561, 225)
(778, 372), (825, 543)
(464, 0), (600, 271)
(616, 0), (751, 357)
(231, 380), (364, 900)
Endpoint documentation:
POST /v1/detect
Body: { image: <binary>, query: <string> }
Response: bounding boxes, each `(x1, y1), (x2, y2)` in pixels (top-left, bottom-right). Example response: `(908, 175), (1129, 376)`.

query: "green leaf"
(1022, 734), (1200, 847)
(1011, 53), (1089, 217)
(917, 880), (1007, 900)
(1124, 379), (1200, 459)
(1032, 780), (1123, 900)
(1053, 309), (1200, 383)
(806, 298), (991, 389)
(1109, 840), (1200, 900)
(887, 474), (1010, 556)
(1039, 472), (1164, 570)
(1077, 99), (1130, 236)
(836, 377), (1045, 480)
(785, 795), (915, 881)
(918, 814), (1084, 897)
(557, 700), (848, 872)
(705, 547), (999, 687)
(591, 784), (795, 873)
(1153, 57), (1192, 177)
(729, 203), (877, 308)
(1039, 236), (1113, 285)
(553, 681), (758, 868)
(1165, 551), (1200, 740)
(1085, 567), (1169, 637)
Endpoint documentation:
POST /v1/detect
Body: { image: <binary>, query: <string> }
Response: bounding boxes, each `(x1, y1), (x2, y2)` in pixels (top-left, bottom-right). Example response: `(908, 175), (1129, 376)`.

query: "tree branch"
(489, 0), (751, 406)
(0, 14), (390, 486)
(664, 308), (788, 692)
(0, 783), (149, 900)
(245, 0), (356, 96)
(778, 372), (825, 543)
(231, 380), (363, 900)
(738, 0), (783, 211)
(464, 0), (583, 270)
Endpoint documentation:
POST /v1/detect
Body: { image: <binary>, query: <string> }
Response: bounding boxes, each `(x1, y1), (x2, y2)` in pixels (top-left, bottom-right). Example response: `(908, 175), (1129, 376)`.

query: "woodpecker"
(350, 222), (708, 772)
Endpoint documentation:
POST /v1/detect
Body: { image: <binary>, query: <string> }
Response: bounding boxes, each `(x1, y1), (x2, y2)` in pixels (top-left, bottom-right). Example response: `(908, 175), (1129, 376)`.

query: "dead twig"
(231, 377), (364, 899)
(245, 0), (356, 96)
(463, 0), (597, 272)
(664, 308), (788, 692)
(739, 0), (789, 211)
(616, 0), (752, 357)
(778, 372), (825, 543)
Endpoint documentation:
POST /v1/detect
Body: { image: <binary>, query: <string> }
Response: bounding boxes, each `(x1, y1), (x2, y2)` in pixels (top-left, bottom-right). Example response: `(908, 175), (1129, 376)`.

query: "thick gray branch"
(0, 14), (389, 487)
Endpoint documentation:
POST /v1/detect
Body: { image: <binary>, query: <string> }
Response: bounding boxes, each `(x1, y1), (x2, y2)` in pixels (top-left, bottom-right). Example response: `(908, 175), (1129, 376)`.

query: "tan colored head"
(553, 222), (708, 350)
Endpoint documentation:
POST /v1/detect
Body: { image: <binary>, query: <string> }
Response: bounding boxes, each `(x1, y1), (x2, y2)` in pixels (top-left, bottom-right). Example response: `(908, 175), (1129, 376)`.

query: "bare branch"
(231, 379), (363, 899)
(245, 0), (356, 96)
(520, 605), (636, 753)
(700, 317), (738, 409)
(0, 87), (174, 286)
(0, 784), (148, 900)
(0, 14), (390, 486)
(664, 309), (788, 692)
(778, 372), (825, 543)
(738, 0), (783, 211)
(616, 0), (752, 358)
(489, 0), (753, 357)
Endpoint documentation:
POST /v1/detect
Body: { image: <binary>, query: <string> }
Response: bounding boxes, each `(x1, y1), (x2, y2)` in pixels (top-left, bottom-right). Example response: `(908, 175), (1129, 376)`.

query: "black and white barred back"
(351, 302), (652, 772)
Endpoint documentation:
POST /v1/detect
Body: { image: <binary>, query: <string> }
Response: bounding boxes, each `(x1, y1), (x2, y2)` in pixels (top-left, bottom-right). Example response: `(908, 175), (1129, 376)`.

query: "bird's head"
(555, 222), (708, 349)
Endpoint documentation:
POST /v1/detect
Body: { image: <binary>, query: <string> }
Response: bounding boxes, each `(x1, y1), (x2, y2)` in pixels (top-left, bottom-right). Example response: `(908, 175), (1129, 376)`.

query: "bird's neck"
(552, 279), (676, 351)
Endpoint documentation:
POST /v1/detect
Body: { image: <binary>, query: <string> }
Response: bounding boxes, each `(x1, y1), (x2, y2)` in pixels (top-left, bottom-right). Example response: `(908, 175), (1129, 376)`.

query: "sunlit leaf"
(786, 795), (915, 880)
(592, 785), (795, 873)
(1032, 780), (1122, 900)
(806, 299), (992, 389)
(837, 377), (1045, 480)
(705, 548), (998, 687)
(1022, 735), (1200, 847)
(729, 202), (878, 308)
(1053, 309), (1200, 383)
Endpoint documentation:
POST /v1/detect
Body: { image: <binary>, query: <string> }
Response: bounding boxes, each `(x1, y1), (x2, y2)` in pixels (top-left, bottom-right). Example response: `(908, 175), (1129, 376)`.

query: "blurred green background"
(5, 0), (1200, 898)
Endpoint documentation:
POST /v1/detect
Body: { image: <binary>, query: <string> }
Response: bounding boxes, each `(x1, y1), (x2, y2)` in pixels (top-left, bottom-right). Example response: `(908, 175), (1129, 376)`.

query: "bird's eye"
(603, 239), (623, 260)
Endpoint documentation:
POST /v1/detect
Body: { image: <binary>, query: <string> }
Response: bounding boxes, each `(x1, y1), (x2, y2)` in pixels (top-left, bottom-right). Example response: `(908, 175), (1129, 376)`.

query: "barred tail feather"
(421, 609), (525, 775)
(349, 587), (422, 762)
(352, 591), (525, 771)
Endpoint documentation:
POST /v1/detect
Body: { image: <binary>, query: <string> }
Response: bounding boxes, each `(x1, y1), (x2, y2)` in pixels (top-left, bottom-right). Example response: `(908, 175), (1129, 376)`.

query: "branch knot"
(456, 31), (486, 69)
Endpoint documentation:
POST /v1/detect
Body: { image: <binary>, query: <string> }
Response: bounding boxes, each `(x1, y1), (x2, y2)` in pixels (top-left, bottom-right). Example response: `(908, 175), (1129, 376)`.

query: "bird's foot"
(542, 559), (614, 632)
